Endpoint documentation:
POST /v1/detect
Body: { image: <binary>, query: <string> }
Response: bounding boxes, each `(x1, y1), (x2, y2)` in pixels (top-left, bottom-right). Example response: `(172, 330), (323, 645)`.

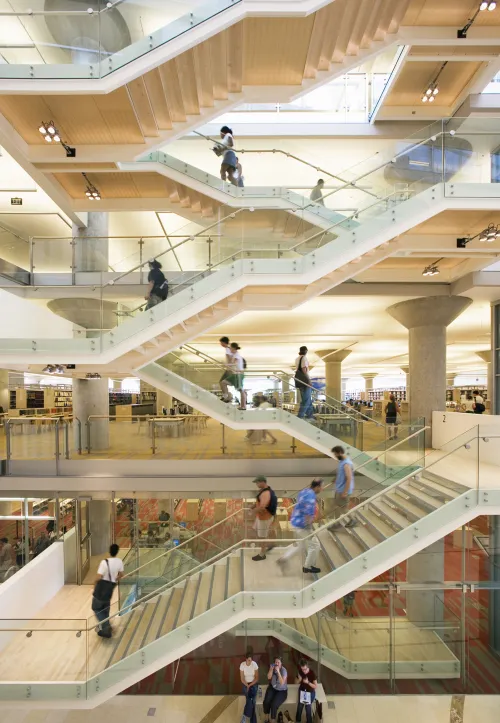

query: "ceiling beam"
(370, 45), (411, 123)
(398, 27), (500, 46)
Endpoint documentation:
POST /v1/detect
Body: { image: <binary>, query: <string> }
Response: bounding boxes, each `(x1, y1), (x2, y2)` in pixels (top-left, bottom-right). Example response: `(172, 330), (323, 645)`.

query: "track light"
(459, 2), (496, 37)
(480, 223), (500, 242)
(82, 172), (102, 201)
(38, 121), (76, 157)
(85, 372), (101, 380)
(422, 258), (443, 277)
(42, 364), (64, 375)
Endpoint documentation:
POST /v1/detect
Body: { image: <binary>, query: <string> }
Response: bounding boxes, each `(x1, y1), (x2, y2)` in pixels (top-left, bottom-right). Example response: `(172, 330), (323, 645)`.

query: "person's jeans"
(263, 686), (288, 720)
(296, 690), (315, 723)
(92, 596), (112, 635)
(145, 293), (165, 310)
(242, 684), (258, 723)
(298, 386), (313, 419)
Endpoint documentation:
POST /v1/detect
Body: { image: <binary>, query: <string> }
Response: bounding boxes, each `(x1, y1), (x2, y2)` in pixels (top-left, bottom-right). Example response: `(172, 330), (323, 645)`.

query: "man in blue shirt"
(277, 479), (323, 574)
(330, 445), (356, 528)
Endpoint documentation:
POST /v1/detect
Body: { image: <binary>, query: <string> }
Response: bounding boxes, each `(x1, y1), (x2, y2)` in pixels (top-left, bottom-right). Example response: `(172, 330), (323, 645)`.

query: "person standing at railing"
(277, 479), (323, 575)
(144, 259), (169, 310)
(294, 346), (315, 421)
(213, 126), (238, 186)
(309, 179), (325, 206)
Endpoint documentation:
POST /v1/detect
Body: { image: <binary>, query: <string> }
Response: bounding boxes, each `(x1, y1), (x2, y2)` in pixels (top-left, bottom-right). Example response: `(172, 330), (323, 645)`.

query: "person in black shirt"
(145, 259), (168, 310)
(295, 659), (317, 723)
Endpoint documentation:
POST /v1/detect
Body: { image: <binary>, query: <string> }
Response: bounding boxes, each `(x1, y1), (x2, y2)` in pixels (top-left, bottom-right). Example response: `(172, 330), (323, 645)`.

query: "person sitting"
(263, 657), (288, 723)
(240, 652), (259, 723)
(295, 659), (317, 723)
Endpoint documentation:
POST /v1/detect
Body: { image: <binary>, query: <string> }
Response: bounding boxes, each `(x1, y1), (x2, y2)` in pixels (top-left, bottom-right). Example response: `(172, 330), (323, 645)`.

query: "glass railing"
(0, 0), (242, 78)
(0, 429), (496, 700)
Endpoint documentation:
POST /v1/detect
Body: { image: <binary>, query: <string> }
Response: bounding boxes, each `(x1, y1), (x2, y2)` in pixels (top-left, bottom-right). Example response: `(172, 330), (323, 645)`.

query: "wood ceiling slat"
(175, 49), (200, 116)
(388, 0), (412, 33)
(129, 172), (170, 198)
(243, 17), (315, 85)
(376, 0), (400, 39)
(143, 68), (172, 131)
(158, 60), (186, 123)
(175, 182), (192, 208)
(53, 172), (84, 198)
(347, 0), (375, 55)
(194, 41), (214, 108)
(304, 5), (332, 76)
(126, 77), (159, 138)
(331, 0), (358, 63)
(318, 1), (344, 69)
(92, 87), (145, 144)
(97, 172), (140, 198)
(400, 0), (500, 27)
(0, 96), (54, 144)
(384, 60), (482, 105)
(361, 0), (384, 48)
(208, 31), (229, 100)
(41, 96), (114, 144)
(227, 22), (243, 93)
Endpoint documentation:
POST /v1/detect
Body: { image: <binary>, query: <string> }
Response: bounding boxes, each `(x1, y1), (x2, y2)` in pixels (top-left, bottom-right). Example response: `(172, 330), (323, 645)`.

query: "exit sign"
(10, 197), (22, 206)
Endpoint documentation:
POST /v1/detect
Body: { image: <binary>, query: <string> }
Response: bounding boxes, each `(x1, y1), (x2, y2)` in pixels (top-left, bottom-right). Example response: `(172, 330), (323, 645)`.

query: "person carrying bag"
(92, 543), (124, 638)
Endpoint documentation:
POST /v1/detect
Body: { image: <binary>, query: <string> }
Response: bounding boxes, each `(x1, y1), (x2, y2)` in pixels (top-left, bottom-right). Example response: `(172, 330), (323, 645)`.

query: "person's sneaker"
(303, 566), (321, 574)
(252, 554), (266, 561)
(308, 566), (322, 573)
(97, 630), (112, 638)
(284, 711), (292, 722)
(345, 519), (358, 528)
(277, 712), (284, 723)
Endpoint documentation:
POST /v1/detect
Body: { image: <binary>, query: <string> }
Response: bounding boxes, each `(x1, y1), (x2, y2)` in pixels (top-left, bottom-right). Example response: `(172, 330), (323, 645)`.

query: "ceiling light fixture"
(459, 2), (496, 38)
(422, 258), (443, 277)
(421, 62), (447, 103)
(85, 372), (101, 380)
(82, 172), (101, 201)
(456, 222), (500, 246)
(37, 121), (76, 157)
(42, 364), (64, 375)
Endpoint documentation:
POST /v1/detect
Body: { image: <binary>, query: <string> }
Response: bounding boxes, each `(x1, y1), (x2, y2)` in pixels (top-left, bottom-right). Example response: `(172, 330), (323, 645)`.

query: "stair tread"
(356, 507), (397, 540)
(193, 569), (213, 618)
(157, 586), (184, 638)
(416, 476), (465, 498)
(328, 528), (365, 560)
(317, 528), (349, 568)
(423, 472), (469, 495)
(385, 491), (428, 520)
(176, 576), (199, 627)
(400, 482), (442, 509)
(126, 600), (160, 656)
(106, 608), (144, 666)
(210, 563), (227, 608)
(142, 592), (172, 647)
(227, 555), (241, 598)
(370, 499), (412, 530)
(345, 520), (381, 549)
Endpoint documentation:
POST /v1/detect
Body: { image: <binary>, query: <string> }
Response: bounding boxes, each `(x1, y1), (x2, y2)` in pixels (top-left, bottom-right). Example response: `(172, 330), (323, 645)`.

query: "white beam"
(398, 26), (500, 46)
(370, 45), (411, 123)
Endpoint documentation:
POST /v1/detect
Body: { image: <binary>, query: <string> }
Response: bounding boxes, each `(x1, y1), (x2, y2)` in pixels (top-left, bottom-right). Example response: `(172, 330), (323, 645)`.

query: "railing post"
(139, 238), (144, 284)
(151, 419), (156, 455)
(29, 236), (34, 284)
(221, 424), (226, 454)
(86, 419), (91, 454)
(5, 420), (11, 475)
(291, 437), (296, 454)
(70, 237), (76, 285)
(55, 419), (60, 476)
(65, 419), (70, 459)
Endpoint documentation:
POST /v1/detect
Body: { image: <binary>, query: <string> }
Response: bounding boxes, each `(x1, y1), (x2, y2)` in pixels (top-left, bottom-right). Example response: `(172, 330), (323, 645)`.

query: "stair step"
(142, 592), (172, 647)
(176, 576), (200, 627)
(407, 477), (458, 503)
(384, 492), (427, 523)
(369, 499), (411, 531)
(422, 471), (469, 495)
(320, 616), (338, 651)
(227, 554), (242, 598)
(193, 569), (213, 617)
(157, 586), (184, 638)
(328, 528), (364, 561)
(126, 600), (161, 656)
(317, 528), (350, 569)
(355, 507), (397, 542)
(210, 563), (228, 608)
(344, 520), (381, 550)
(302, 616), (318, 641)
(105, 607), (144, 668)
(396, 484), (441, 513)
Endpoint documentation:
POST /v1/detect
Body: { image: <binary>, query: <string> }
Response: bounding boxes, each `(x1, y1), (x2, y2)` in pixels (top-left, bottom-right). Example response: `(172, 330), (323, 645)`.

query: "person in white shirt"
(92, 543), (124, 638)
(310, 179), (325, 206)
(245, 395), (278, 445)
(240, 653), (259, 723)
(228, 342), (247, 410)
(213, 126), (238, 186)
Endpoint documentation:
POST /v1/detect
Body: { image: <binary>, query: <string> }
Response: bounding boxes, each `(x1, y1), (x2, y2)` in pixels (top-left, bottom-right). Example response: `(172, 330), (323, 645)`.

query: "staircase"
(237, 615), (460, 679)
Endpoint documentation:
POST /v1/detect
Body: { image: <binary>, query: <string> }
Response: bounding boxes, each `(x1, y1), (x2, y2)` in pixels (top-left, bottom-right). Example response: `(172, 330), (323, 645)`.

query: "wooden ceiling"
(384, 60), (482, 105)
(0, 1), (410, 147)
(411, 209), (500, 233)
(409, 45), (500, 57)
(402, 0), (500, 26)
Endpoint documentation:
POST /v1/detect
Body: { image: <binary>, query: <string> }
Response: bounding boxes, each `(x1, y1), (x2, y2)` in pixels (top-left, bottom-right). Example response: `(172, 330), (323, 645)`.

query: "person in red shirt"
(295, 659), (317, 723)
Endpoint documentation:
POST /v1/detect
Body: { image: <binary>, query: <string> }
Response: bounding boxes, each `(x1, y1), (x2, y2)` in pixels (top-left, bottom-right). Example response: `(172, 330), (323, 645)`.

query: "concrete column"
(387, 296), (472, 438)
(89, 500), (111, 556)
(0, 369), (8, 414)
(73, 377), (109, 451)
(400, 366), (410, 397)
(73, 212), (109, 272)
(476, 350), (492, 403)
(361, 373), (378, 392)
(316, 349), (352, 402)
(406, 540), (444, 625)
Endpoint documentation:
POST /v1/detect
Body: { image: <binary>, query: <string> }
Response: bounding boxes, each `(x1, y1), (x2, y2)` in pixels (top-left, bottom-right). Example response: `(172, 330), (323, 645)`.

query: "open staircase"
(16, 434), (493, 707)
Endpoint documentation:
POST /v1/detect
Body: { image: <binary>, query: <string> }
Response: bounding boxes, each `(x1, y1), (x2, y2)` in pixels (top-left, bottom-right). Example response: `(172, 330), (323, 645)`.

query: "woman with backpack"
(228, 342), (247, 410)
(385, 393), (400, 441)
(251, 475), (278, 562)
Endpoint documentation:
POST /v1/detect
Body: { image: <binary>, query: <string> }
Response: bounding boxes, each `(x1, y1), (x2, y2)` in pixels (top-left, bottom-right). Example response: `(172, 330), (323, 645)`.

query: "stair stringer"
(80, 488), (497, 706)
(235, 619), (460, 679)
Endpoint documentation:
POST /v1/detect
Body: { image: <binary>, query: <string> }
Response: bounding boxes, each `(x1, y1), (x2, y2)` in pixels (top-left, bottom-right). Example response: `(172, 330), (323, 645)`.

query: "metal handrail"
(120, 425), (428, 582)
(178, 343), (383, 427)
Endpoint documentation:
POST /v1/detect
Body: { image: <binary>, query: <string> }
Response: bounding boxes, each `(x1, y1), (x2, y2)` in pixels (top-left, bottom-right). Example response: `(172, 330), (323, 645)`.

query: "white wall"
(432, 411), (500, 467)
(0, 290), (74, 338)
(0, 539), (65, 650)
